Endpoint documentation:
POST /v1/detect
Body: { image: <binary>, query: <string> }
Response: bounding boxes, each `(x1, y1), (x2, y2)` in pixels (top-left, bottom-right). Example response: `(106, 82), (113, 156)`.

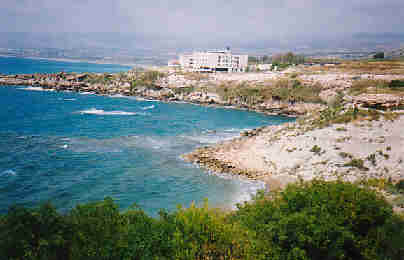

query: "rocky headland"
(2, 65), (404, 193)
(183, 111), (404, 186)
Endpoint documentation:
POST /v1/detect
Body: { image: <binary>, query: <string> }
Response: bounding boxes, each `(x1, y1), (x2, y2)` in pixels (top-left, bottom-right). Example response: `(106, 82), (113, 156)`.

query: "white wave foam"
(135, 97), (158, 102)
(110, 94), (125, 98)
(184, 129), (242, 144)
(64, 98), (76, 101)
(141, 105), (155, 110)
(1, 169), (17, 176)
(20, 86), (54, 91)
(78, 108), (141, 116)
(223, 128), (251, 133)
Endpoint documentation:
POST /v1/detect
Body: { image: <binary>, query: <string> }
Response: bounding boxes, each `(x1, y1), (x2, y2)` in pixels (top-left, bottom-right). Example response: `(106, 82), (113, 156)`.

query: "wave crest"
(1, 169), (17, 176)
(20, 87), (54, 91)
(141, 105), (155, 110)
(78, 108), (142, 116)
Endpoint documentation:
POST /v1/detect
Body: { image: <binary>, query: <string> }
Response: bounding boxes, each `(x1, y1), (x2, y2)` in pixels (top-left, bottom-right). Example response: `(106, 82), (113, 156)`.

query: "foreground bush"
(0, 181), (403, 259)
(231, 180), (404, 259)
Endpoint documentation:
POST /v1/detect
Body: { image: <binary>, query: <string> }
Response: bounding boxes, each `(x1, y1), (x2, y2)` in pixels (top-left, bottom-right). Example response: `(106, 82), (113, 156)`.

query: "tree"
(373, 52), (385, 59)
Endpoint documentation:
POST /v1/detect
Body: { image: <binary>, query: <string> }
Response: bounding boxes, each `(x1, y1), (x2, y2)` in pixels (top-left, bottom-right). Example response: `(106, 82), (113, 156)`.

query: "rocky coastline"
(183, 112), (404, 197)
(0, 72), (325, 117)
(3, 68), (404, 209)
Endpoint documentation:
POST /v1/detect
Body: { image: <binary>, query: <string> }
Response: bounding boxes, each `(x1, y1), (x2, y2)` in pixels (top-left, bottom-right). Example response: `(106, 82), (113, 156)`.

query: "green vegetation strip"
(1, 180), (403, 259)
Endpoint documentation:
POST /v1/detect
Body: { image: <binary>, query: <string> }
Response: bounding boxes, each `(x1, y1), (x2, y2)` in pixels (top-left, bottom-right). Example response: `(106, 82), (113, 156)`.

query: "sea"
(0, 56), (294, 216)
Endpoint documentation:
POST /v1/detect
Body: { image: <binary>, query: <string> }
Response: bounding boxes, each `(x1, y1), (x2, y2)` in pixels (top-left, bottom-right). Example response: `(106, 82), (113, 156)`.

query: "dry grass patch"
(339, 60), (404, 74)
(349, 79), (404, 96)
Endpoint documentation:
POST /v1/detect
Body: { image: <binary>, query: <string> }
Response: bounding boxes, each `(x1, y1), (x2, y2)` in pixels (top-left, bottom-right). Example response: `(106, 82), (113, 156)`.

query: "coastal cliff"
(0, 71), (326, 116)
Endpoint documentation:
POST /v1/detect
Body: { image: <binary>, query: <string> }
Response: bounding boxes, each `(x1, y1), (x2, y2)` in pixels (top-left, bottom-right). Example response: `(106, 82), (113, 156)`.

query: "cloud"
(1, 0), (404, 49)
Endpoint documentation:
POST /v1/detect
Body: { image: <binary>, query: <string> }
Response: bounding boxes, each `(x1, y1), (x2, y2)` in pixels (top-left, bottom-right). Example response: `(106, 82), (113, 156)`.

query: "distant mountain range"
(0, 32), (403, 64)
(385, 47), (404, 58)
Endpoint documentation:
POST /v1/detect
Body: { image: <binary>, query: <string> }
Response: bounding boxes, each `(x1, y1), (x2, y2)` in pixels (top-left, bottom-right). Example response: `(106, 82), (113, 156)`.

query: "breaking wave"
(1, 169), (17, 176)
(78, 108), (143, 116)
(20, 86), (54, 91)
(141, 105), (155, 110)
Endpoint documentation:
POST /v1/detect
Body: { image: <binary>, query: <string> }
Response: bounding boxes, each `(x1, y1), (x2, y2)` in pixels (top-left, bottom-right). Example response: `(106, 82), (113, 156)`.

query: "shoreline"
(3, 70), (404, 191)
(0, 74), (306, 118)
(0, 55), (137, 68)
(183, 113), (404, 191)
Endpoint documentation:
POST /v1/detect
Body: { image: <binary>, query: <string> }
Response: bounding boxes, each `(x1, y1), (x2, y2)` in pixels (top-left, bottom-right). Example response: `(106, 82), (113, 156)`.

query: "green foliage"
(158, 201), (250, 259)
(349, 79), (404, 96)
(1, 182), (404, 259)
(248, 56), (259, 64)
(172, 85), (195, 95)
(0, 203), (73, 260)
(214, 79), (322, 106)
(215, 82), (267, 106)
(272, 52), (306, 65)
(68, 198), (128, 259)
(310, 145), (323, 155)
(271, 80), (322, 103)
(130, 70), (166, 91)
(336, 127), (347, 131)
(310, 105), (400, 129)
(349, 79), (389, 96)
(232, 180), (403, 260)
(389, 80), (404, 89)
(395, 180), (404, 193)
(373, 52), (385, 59)
(343, 158), (369, 171)
(142, 70), (166, 82)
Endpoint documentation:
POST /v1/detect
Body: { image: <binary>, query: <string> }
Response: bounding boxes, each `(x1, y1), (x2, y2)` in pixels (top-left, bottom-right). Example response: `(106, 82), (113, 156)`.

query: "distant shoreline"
(0, 54), (137, 68)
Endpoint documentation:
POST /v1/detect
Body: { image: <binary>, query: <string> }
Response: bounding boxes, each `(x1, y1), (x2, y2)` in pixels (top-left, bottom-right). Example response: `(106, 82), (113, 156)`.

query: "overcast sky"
(1, 0), (404, 49)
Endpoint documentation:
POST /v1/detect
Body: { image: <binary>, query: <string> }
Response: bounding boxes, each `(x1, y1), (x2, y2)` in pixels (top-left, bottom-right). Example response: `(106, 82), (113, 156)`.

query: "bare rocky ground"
(184, 115), (404, 188)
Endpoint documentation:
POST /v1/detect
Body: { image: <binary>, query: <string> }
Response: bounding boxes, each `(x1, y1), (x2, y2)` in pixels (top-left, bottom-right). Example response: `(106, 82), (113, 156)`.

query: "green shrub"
(373, 52), (385, 59)
(310, 145), (323, 155)
(396, 180), (404, 193)
(349, 79), (389, 96)
(344, 158), (369, 171)
(158, 201), (250, 260)
(231, 180), (403, 260)
(389, 80), (404, 89)
(0, 203), (73, 260)
(1, 182), (404, 259)
(172, 85), (195, 95)
(68, 198), (129, 259)
(271, 80), (322, 103)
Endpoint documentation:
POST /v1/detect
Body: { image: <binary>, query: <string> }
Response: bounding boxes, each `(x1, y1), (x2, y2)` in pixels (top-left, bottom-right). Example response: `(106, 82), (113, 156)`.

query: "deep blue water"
(0, 57), (294, 216)
(0, 56), (131, 75)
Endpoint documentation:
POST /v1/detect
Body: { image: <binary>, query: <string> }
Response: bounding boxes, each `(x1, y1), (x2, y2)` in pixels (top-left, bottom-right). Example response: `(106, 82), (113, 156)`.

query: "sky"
(1, 0), (404, 50)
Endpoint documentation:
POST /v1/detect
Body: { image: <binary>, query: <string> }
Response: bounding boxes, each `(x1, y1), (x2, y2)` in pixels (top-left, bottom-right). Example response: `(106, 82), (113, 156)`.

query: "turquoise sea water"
(0, 57), (293, 216)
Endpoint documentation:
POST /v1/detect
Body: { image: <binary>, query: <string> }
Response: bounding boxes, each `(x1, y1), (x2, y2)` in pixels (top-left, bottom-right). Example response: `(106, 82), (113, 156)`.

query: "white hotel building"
(179, 49), (248, 72)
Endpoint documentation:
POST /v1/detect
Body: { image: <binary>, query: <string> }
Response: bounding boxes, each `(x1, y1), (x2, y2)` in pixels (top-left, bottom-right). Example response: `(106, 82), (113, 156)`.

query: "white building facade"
(179, 49), (248, 72)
